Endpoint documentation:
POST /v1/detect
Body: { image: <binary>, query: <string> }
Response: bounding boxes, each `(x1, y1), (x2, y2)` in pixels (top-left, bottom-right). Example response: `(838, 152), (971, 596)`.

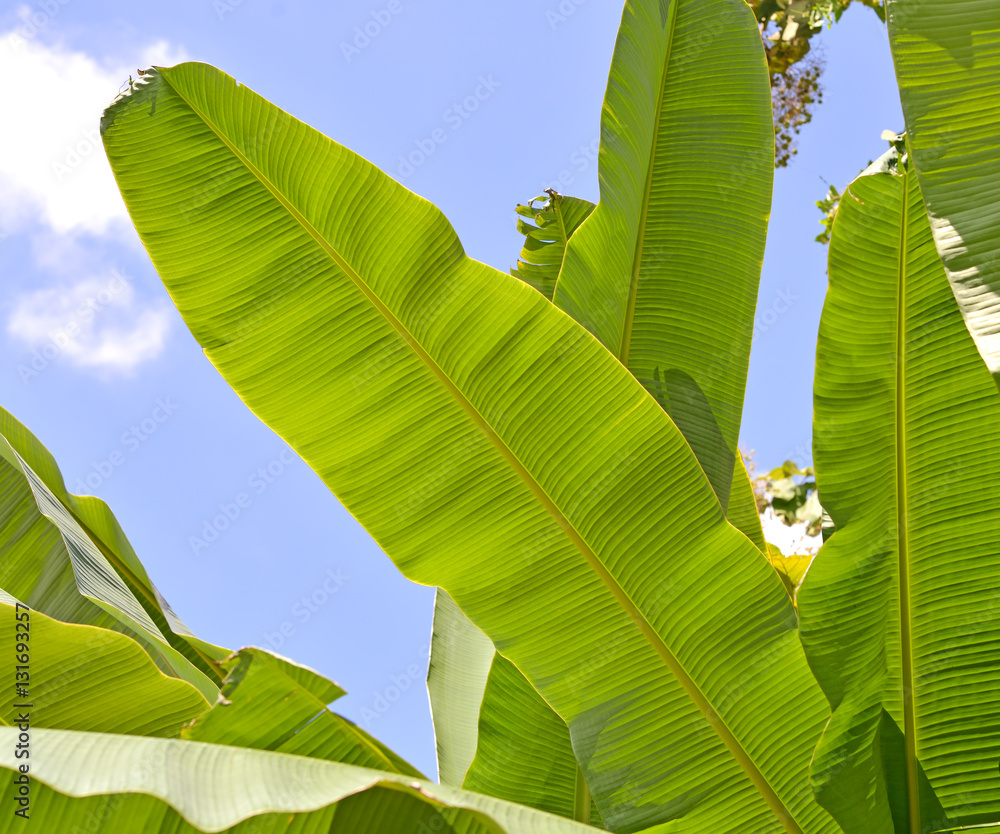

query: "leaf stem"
(573, 765), (591, 824)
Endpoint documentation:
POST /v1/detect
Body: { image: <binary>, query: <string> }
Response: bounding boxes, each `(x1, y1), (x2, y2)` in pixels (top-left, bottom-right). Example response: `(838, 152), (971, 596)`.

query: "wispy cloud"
(0, 25), (188, 236)
(0, 23), (189, 379)
(8, 270), (171, 378)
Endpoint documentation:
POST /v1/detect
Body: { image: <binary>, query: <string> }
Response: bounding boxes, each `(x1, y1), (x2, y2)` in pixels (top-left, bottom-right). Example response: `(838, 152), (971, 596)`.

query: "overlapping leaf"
(427, 589), (495, 787)
(428, 591), (599, 825)
(463, 654), (603, 827)
(0, 596), (209, 736)
(184, 647), (422, 776)
(798, 148), (1000, 833)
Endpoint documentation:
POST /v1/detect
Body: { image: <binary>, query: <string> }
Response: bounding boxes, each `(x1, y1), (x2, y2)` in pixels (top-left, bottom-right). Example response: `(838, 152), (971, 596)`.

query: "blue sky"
(0, 0), (903, 778)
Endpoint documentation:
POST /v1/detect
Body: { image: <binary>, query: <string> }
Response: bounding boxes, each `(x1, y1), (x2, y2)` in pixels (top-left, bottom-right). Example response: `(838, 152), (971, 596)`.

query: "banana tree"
(3, 0), (1000, 831)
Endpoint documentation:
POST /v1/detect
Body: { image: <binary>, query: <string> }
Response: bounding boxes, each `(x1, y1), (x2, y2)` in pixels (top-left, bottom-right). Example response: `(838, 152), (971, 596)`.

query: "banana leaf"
(886, 0), (1000, 387)
(101, 62), (836, 833)
(0, 728), (598, 833)
(798, 146), (1000, 833)
(0, 406), (223, 700)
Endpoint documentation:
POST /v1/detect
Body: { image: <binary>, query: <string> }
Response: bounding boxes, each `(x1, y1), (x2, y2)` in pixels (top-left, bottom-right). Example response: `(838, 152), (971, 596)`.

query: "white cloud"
(8, 269), (171, 376)
(0, 21), (189, 236)
(0, 21), (188, 377)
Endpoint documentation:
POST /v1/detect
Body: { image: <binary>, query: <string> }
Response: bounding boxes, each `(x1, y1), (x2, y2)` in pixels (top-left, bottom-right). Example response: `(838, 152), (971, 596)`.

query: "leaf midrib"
(156, 67), (804, 833)
(896, 167), (920, 834)
(550, 197), (579, 302)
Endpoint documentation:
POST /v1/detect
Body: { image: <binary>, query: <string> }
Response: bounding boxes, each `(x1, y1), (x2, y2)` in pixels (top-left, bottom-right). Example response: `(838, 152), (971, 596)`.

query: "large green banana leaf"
(101, 62), (837, 832)
(431, 0), (772, 810)
(886, 0), (1000, 386)
(552, 0), (773, 524)
(0, 728), (599, 833)
(432, 191), (595, 805)
(435, 189), (762, 821)
(0, 596), (209, 735)
(798, 147), (1000, 833)
(0, 407), (223, 700)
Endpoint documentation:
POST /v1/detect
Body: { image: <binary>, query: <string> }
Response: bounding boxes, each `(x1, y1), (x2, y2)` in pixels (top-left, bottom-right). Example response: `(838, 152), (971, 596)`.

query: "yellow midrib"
(154, 66), (803, 834)
(896, 168), (921, 834)
(551, 197), (572, 300)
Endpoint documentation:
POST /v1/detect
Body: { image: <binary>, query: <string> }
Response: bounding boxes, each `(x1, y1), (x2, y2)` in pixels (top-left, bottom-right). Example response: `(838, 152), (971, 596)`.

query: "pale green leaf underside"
(102, 63), (835, 832)
(887, 0), (1000, 382)
(799, 154), (1000, 833)
(428, 589), (496, 786)
(0, 728), (598, 833)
